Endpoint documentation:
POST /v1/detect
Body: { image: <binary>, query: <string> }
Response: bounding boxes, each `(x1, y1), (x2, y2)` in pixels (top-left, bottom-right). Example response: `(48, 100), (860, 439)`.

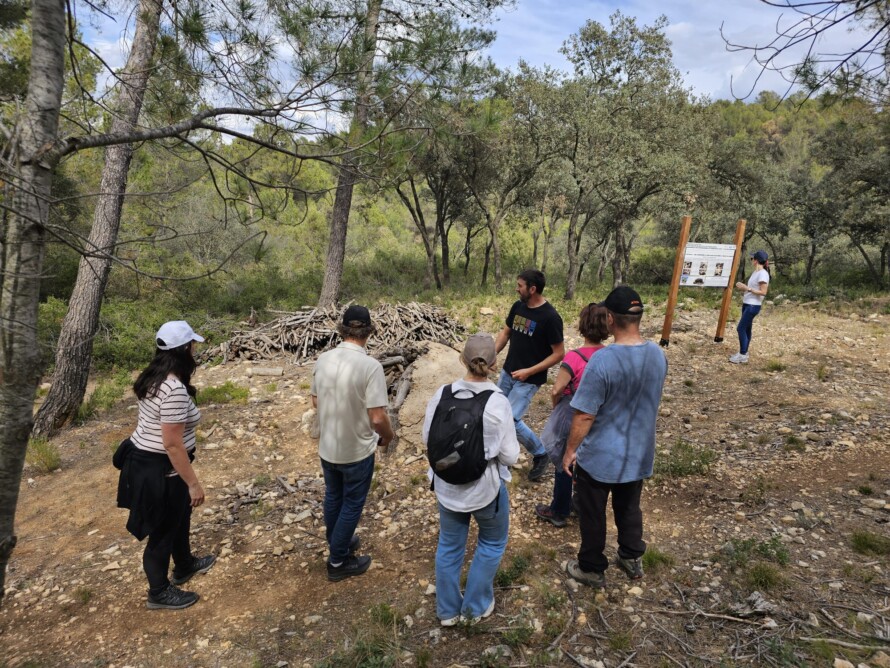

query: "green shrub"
(197, 381), (248, 405)
(495, 553), (531, 587)
(501, 624), (534, 648)
(857, 485), (873, 495)
(745, 563), (784, 591)
(76, 369), (132, 423)
(765, 359), (787, 372)
(654, 439), (717, 478)
(27, 437), (61, 473)
(642, 546), (675, 571)
(850, 530), (890, 556)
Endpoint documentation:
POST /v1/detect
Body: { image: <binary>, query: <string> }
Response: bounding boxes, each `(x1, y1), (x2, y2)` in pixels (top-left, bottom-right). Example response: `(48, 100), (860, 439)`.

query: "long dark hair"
(133, 344), (197, 400)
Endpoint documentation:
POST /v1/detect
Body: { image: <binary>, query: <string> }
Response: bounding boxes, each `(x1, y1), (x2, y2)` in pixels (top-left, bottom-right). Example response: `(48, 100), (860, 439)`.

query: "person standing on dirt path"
(495, 269), (565, 482)
(561, 287), (667, 589)
(730, 250), (771, 365)
(311, 305), (394, 582)
(423, 334), (520, 626)
(113, 320), (216, 611)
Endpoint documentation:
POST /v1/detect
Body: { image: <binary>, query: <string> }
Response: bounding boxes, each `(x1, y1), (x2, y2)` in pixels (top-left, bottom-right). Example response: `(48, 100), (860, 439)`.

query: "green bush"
(27, 437), (61, 473)
(197, 381), (248, 405)
(495, 553), (531, 587)
(850, 530), (890, 556)
(654, 439), (717, 478)
(745, 562), (784, 591)
(642, 546), (675, 571)
(628, 246), (676, 284)
(76, 369), (132, 423)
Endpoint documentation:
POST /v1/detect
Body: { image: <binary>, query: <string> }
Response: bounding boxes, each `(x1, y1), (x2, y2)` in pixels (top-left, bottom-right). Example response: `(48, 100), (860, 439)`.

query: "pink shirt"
(561, 345), (604, 396)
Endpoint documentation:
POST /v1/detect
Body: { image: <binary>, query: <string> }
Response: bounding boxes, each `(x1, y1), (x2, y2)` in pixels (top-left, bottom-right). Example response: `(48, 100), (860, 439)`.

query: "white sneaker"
(729, 353), (749, 364)
(440, 615), (460, 627)
(461, 599), (495, 623)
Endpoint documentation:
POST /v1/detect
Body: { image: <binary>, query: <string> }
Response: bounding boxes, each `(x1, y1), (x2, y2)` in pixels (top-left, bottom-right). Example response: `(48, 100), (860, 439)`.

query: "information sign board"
(680, 243), (737, 288)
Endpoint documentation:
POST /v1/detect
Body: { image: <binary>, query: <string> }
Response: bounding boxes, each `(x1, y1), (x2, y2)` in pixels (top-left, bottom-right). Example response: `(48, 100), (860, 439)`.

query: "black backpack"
(427, 385), (495, 485)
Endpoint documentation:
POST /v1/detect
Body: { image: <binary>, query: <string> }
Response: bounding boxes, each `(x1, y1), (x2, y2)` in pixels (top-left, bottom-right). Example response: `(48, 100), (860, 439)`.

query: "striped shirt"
(131, 377), (201, 455)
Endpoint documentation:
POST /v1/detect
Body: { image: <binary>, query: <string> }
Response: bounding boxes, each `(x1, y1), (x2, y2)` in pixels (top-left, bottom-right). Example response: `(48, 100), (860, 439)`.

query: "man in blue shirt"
(561, 286), (667, 588)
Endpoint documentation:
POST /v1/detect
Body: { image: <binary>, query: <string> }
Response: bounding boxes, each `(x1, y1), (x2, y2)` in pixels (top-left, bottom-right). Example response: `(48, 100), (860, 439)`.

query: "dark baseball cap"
(601, 286), (644, 315)
(342, 304), (372, 326)
(751, 250), (768, 263)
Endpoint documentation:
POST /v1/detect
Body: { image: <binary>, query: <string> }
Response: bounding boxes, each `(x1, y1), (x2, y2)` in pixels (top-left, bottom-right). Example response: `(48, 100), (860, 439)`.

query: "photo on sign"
(680, 243), (737, 288)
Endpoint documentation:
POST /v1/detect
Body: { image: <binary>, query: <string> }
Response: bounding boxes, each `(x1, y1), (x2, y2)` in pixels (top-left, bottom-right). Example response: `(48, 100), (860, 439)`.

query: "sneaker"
(565, 560), (606, 588)
(460, 598), (495, 623)
(528, 455), (550, 481)
(440, 615), (461, 627)
(535, 504), (568, 528)
(327, 554), (372, 582)
(171, 554), (216, 586)
(729, 353), (749, 364)
(146, 584), (199, 610)
(615, 556), (644, 580)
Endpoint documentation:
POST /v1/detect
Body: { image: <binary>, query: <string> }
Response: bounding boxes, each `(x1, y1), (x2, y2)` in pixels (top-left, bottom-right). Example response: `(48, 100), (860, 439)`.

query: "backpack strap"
(564, 349), (591, 394)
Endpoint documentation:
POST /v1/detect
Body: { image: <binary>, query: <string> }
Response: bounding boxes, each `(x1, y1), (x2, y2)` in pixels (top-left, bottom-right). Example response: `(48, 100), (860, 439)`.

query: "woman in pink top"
(535, 304), (609, 527)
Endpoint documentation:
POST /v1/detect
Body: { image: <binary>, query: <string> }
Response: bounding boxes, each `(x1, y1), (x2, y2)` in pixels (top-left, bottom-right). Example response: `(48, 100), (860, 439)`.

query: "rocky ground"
(1, 299), (889, 668)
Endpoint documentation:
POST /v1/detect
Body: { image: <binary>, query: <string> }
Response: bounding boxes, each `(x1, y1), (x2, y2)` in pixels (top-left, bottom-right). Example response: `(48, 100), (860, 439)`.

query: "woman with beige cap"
(422, 333), (519, 626)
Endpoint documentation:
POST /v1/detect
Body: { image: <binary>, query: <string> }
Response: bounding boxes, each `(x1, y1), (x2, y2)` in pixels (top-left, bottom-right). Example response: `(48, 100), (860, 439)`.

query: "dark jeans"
(737, 303), (761, 354)
(550, 465), (573, 517)
(143, 475), (193, 595)
(321, 453), (375, 563)
(575, 466), (645, 573)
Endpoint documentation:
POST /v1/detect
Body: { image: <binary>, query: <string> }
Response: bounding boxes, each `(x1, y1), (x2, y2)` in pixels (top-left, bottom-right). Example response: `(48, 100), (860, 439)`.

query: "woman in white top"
(731, 250), (771, 364)
(118, 321), (215, 610)
(422, 334), (519, 627)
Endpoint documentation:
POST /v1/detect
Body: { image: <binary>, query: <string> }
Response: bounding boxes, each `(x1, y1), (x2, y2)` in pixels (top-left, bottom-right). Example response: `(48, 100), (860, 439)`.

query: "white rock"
(303, 615), (322, 626)
(101, 562), (120, 572)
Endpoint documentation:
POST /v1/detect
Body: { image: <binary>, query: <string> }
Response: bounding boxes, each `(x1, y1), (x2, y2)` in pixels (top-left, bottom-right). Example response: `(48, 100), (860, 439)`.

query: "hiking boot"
(565, 560), (605, 588)
(327, 554), (372, 582)
(729, 353), (749, 364)
(616, 556), (644, 580)
(535, 504), (567, 528)
(171, 554), (216, 586)
(146, 584), (199, 610)
(460, 598), (495, 624)
(528, 455), (550, 481)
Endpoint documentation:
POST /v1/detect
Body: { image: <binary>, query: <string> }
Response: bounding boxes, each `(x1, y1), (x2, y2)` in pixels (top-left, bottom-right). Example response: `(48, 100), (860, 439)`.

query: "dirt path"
(1, 302), (888, 667)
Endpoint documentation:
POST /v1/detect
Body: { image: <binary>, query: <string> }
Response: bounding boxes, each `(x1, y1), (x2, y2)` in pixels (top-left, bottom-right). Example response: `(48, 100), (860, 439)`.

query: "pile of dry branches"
(201, 302), (465, 365)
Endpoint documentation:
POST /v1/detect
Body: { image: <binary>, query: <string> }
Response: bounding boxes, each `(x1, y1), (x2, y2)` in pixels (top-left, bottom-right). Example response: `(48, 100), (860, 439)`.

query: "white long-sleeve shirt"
(422, 379), (520, 513)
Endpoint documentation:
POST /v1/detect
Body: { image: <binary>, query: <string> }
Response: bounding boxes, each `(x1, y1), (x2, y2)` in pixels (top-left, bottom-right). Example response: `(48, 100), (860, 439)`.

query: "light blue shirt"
(570, 342), (667, 483)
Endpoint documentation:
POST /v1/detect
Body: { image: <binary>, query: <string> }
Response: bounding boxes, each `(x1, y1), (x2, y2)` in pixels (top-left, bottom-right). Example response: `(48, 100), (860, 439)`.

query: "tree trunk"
(564, 210), (581, 300)
(805, 240), (818, 285)
(0, 0), (66, 606)
(317, 0), (381, 307)
(32, 0), (163, 436)
(611, 223), (626, 287)
(437, 215), (450, 285)
(851, 237), (882, 286)
(481, 235), (492, 286)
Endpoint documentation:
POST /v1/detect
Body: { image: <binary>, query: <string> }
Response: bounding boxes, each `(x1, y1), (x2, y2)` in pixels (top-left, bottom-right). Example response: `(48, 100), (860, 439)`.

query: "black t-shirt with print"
(504, 300), (564, 386)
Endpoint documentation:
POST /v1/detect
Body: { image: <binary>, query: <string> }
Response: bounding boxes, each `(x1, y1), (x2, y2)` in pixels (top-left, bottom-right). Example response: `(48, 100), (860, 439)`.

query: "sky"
(81, 0), (871, 102)
(486, 0), (870, 100)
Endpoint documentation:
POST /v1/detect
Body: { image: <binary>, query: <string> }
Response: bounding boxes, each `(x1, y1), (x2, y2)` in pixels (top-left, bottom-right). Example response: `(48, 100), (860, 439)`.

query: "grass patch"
(765, 359), (787, 372)
(740, 476), (772, 507)
(849, 530), (890, 556)
(76, 369), (131, 423)
(721, 536), (789, 570)
(197, 381), (248, 405)
(608, 630), (633, 651)
(495, 553), (532, 587)
(745, 562), (785, 591)
(783, 435), (805, 453)
(26, 437), (61, 474)
(319, 604), (404, 667)
(74, 586), (93, 605)
(816, 365), (829, 381)
(642, 546), (675, 571)
(501, 624), (534, 648)
(253, 473), (271, 487)
(654, 439), (717, 478)
(264, 382), (278, 392)
(857, 485), (873, 495)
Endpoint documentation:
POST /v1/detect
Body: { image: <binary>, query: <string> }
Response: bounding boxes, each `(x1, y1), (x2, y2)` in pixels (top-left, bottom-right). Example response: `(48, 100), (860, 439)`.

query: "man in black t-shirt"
(494, 269), (565, 480)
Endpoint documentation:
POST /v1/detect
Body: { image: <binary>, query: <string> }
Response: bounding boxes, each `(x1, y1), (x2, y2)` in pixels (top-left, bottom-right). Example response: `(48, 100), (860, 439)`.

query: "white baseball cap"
(155, 321), (205, 350)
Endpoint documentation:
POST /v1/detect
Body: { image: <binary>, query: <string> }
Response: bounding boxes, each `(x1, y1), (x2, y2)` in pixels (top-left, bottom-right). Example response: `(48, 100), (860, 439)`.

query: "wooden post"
(659, 215), (692, 347)
(714, 218), (747, 342)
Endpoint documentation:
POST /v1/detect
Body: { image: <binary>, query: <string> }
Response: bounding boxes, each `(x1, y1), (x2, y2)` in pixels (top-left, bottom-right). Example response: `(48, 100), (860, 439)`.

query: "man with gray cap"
(561, 286), (667, 589)
(311, 305), (394, 581)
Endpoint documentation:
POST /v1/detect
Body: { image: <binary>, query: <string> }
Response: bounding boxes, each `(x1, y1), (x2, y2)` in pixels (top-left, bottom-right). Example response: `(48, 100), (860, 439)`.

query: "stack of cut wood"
(200, 302), (465, 366)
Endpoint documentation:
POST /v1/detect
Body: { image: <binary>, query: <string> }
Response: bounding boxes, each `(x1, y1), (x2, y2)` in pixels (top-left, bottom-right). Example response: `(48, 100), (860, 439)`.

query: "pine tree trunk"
(564, 210), (580, 300)
(32, 0), (162, 436)
(0, 0), (66, 606)
(317, 0), (381, 307)
(438, 216), (450, 285)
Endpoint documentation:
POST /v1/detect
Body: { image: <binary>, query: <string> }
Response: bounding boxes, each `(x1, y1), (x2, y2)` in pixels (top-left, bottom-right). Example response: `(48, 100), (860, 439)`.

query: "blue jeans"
(321, 453), (375, 563)
(737, 304), (761, 354)
(497, 370), (545, 457)
(435, 482), (509, 620)
(550, 465), (573, 517)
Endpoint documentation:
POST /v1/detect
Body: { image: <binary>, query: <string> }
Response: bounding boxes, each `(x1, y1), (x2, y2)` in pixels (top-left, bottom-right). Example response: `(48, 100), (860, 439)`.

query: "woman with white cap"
(114, 320), (215, 609)
(423, 333), (519, 626)
(731, 250), (771, 364)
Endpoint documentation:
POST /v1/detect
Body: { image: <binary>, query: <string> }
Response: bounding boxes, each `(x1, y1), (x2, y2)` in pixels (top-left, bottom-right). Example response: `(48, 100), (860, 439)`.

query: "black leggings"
(143, 475), (193, 594)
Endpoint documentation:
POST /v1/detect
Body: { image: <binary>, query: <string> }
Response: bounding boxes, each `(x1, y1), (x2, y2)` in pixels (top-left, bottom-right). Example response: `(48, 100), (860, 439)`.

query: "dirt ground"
(1, 300), (889, 668)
